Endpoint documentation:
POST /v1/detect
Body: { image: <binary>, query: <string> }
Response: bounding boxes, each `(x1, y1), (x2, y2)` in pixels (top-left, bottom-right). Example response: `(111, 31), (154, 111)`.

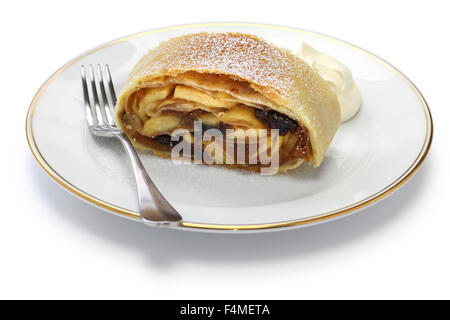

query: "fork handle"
(116, 133), (182, 226)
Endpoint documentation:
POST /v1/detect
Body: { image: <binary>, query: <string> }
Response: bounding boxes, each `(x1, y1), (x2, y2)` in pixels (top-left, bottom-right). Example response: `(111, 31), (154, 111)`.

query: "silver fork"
(81, 64), (182, 226)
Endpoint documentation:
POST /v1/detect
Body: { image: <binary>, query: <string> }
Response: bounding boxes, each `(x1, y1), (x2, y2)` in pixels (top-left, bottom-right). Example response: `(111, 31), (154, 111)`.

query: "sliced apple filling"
(121, 84), (312, 167)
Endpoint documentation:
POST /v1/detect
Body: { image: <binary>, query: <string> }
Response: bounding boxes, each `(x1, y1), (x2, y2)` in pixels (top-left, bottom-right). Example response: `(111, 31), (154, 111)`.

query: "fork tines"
(81, 64), (117, 127)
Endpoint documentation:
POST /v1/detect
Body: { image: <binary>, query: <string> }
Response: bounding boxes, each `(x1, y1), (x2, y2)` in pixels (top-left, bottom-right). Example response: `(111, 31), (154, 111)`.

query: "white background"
(1, 0), (448, 299)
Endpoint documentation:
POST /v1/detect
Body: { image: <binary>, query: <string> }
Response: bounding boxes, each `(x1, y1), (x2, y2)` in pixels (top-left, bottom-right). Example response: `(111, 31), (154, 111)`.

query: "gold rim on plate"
(25, 22), (433, 231)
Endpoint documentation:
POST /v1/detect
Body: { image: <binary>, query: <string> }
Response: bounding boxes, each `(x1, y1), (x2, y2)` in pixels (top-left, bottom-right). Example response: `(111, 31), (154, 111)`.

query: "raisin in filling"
(254, 109), (298, 135)
(255, 109), (311, 161)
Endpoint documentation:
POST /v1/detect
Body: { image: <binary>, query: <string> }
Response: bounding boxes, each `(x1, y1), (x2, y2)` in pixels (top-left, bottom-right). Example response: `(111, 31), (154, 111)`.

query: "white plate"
(26, 23), (433, 232)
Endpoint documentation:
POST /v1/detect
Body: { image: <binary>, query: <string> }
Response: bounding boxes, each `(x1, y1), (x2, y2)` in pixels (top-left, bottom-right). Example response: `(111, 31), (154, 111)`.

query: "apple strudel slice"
(115, 32), (341, 173)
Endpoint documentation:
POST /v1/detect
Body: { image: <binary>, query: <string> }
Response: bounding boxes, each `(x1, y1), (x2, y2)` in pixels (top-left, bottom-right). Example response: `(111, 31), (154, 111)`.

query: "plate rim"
(25, 22), (434, 231)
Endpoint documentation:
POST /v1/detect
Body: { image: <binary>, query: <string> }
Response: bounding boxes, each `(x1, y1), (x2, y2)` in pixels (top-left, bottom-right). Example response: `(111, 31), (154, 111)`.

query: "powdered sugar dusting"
(134, 32), (317, 104)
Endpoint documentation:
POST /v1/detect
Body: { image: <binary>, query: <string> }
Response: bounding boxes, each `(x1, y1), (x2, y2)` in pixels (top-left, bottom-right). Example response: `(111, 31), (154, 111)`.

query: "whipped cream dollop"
(297, 43), (361, 122)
